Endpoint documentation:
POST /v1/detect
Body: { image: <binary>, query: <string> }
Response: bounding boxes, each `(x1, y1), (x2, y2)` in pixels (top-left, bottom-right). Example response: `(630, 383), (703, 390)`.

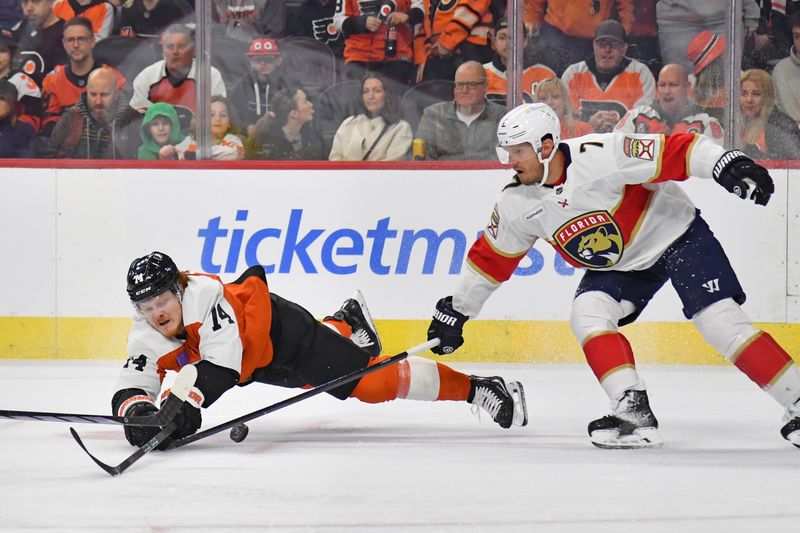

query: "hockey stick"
(166, 338), (440, 450)
(69, 365), (197, 477)
(0, 393), (186, 427)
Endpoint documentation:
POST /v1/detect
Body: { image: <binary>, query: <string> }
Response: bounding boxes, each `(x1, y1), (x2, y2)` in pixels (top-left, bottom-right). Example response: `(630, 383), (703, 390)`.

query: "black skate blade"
(507, 381), (528, 427)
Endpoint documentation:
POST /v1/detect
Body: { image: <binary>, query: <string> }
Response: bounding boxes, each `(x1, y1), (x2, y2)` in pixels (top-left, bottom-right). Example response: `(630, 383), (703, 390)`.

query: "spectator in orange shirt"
(52, 0), (114, 41)
(560, 19), (655, 132)
(40, 16), (125, 136)
(483, 17), (556, 102)
(687, 31), (726, 121)
(420, 0), (494, 82)
(524, 0), (634, 75)
(334, 0), (423, 87)
(534, 77), (592, 139)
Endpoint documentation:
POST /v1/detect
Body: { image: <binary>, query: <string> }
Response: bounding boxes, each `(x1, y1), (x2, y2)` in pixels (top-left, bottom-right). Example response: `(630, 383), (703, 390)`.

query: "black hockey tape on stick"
(69, 365), (197, 477)
(166, 338), (441, 450)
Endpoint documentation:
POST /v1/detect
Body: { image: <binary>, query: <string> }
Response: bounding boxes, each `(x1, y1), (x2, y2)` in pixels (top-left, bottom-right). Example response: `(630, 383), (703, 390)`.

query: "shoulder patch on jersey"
(553, 211), (623, 268)
(487, 204), (500, 239)
(623, 137), (655, 161)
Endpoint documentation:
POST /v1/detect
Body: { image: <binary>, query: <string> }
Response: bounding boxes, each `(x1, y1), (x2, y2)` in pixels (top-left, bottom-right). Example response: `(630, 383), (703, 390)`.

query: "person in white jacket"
(329, 73), (412, 161)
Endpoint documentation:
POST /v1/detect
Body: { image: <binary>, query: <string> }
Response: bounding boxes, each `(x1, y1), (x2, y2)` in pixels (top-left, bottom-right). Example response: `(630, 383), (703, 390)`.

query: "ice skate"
(468, 376), (528, 429)
(333, 290), (382, 357)
(781, 399), (800, 448)
(588, 389), (663, 449)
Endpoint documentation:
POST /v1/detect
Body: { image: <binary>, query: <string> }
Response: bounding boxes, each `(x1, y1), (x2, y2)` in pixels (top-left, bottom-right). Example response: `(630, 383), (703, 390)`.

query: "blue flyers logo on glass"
(553, 211), (623, 268)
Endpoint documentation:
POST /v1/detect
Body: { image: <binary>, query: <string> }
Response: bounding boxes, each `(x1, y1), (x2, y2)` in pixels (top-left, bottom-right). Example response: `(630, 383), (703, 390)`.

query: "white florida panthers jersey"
(453, 132), (728, 317)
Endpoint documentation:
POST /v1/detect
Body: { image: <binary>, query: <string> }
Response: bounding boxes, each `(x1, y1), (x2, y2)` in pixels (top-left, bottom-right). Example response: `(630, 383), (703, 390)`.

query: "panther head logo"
(576, 227), (623, 266)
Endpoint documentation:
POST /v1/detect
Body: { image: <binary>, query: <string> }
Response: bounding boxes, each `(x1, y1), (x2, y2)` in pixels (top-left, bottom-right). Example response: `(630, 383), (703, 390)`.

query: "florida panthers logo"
(553, 211), (624, 268)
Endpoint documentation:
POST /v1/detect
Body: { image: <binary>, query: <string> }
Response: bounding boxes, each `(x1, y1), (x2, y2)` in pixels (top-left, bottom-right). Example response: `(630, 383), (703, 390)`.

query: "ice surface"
(1, 360), (798, 532)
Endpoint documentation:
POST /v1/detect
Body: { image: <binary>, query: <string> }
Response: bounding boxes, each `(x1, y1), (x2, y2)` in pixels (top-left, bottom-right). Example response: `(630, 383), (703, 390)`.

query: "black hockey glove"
(427, 296), (469, 355)
(122, 401), (161, 447)
(712, 150), (774, 206)
(170, 402), (202, 440)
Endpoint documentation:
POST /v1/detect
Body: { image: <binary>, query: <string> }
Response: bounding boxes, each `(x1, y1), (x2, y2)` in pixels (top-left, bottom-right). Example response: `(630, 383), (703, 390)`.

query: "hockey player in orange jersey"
(113, 252), (528, 448)
(427, 102), (800, 450)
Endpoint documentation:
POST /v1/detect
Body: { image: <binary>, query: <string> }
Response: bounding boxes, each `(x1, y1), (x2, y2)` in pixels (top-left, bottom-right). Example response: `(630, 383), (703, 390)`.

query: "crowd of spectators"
(0, 0), (798, 161)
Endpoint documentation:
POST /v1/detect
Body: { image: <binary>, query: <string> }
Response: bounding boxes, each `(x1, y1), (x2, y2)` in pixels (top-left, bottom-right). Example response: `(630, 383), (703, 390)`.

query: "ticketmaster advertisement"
(0, 166), (794, 360)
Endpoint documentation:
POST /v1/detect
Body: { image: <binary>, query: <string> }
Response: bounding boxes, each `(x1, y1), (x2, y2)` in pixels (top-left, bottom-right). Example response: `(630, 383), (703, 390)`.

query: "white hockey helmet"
(496, 103), (561, 185)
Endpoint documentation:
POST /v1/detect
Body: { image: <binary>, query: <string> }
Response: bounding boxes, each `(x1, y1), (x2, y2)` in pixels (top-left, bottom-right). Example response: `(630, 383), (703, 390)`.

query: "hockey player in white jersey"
(426, 102), (800, 449)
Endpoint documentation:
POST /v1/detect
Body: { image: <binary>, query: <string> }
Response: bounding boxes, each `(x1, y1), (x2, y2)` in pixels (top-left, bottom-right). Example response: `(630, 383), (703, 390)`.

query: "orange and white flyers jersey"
(561, 59), (655, 124)
(452, 132), (727, 317)
(114, 273), (273, 399)
(334, 0), (422, 63)
(483, 61), (556, 100)
(615, 104), (724, 145)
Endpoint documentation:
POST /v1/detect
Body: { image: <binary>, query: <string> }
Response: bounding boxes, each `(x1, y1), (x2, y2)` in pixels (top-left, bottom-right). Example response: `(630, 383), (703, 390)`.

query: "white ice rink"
(1, 360), (798, 533)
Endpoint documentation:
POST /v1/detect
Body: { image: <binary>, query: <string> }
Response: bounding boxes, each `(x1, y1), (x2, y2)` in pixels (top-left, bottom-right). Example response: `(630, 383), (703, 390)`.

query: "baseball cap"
(594, 19), (627, 43)
(686, 31), (725, 75)
(495, 16), (508, 32)
(247, 38), (280, 57)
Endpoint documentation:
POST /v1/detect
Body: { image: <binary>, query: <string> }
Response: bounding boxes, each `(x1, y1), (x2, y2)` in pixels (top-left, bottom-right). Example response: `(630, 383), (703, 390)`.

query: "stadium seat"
(312, 79), (361, 156)
(210, 35), (251, 93)
(400, 80), (454, 132)
(92, 36), (160, 88)
(278, 36), (339, 100)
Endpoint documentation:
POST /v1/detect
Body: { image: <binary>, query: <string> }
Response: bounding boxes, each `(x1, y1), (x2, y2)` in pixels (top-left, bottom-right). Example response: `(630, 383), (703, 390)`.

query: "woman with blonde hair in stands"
(534, 77), (593, 140)
(739, 68), (800, 160)
(329, 73), (412, 161)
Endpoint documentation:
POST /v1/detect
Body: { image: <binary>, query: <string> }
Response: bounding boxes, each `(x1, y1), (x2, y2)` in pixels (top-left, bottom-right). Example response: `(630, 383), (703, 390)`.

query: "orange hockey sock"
(350, 357), (472, 403)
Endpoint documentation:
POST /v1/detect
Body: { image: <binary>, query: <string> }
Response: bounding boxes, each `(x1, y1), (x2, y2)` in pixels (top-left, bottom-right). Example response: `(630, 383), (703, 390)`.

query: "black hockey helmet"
(126, 251), (180, 303)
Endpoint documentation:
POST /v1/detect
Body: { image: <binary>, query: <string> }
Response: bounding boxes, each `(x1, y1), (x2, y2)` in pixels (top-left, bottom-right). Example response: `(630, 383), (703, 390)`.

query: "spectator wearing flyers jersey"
(11, 0), (68, 87)
(0, 28), (42, 132)
(483, 17), (556, 102)
(0, 80), (36, 157)
(52, 0), (114, 41)
(285, 0), (344, 58)
(561, 19), (655, 133)
(524, 0), (635, 77)
(130, 24), (226, 132)
(686, 31), (727, 120)
(419, 0), (494, 82)
(334, 0), (424, 87)
(116, 0), (194, 39)
(41, 16), (125, 136)
(615, 63), (724, 144)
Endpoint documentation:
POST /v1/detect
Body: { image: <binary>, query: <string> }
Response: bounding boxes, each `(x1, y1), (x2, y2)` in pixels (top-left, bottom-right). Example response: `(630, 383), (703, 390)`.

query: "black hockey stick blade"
(0, 364), (198, 427)
(69, 364), (198, 476)
(70, 422), (178, 477)
(166, 338), (440, 450)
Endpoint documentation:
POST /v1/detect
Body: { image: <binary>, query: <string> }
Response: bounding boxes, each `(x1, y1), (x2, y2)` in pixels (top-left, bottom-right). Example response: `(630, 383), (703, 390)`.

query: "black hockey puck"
(230, 424), (249, 443)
